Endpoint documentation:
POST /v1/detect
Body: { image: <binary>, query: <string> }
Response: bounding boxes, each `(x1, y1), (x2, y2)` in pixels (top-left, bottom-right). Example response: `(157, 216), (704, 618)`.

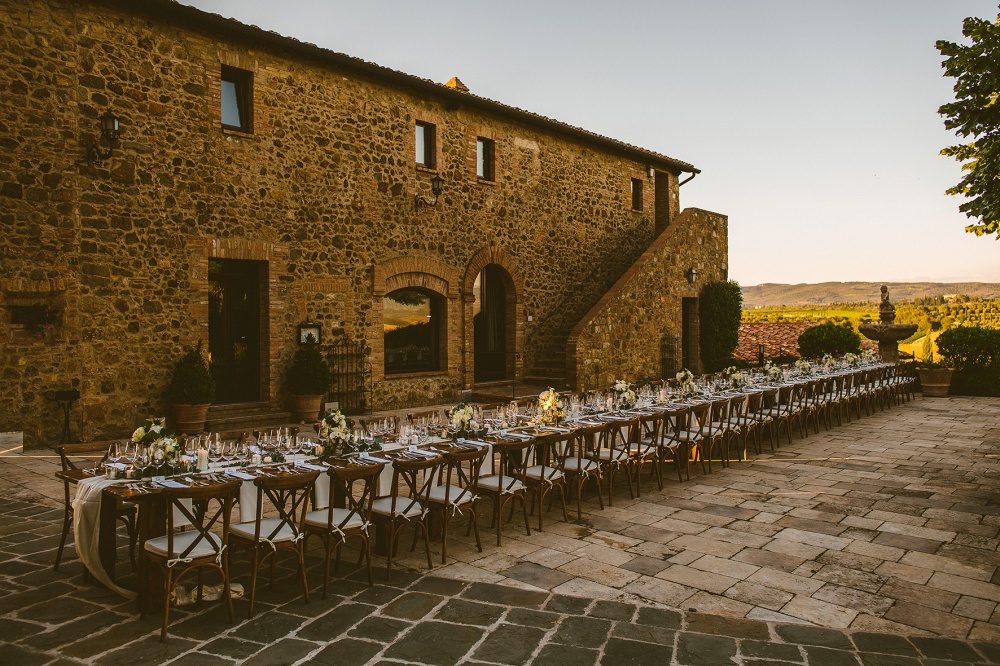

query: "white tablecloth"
(72, 476), (137, 600)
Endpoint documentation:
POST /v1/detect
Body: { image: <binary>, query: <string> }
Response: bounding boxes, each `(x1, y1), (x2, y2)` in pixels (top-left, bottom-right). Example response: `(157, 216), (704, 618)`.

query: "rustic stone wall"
(567, 208), (729, 390)
(0, 0), (724, 446)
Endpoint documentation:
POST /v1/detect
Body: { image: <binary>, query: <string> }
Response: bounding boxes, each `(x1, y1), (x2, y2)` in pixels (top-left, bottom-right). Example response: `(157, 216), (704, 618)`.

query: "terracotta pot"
(290, 394), (323, 423)
(172, 403), (211, 435)
(917, 368), (953, 397)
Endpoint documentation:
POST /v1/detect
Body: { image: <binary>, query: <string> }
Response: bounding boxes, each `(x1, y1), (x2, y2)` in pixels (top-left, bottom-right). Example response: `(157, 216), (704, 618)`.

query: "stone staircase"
(523, 349), (567, 388)
(203, 401), (295, 433)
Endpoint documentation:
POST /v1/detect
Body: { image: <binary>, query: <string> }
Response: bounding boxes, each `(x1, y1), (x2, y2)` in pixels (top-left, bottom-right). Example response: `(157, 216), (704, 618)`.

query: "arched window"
(383, 287), (444, 375)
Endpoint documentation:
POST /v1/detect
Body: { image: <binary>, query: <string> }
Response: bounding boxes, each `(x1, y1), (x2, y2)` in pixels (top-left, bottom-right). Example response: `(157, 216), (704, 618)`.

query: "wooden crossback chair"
(54, 442), (138, 572)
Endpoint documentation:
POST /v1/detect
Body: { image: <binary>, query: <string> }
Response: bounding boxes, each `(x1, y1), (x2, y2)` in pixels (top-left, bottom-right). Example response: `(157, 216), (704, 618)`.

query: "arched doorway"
(474, 264), (512, 382)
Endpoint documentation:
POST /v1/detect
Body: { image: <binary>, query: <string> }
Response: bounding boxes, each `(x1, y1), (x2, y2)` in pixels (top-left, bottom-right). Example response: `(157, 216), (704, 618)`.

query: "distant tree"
(699, 280), (742, 372)
(937, 10), (1000, 238)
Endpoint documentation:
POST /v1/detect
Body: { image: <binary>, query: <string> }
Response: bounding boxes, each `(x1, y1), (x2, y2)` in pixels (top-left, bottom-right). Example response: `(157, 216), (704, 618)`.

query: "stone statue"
(878, 285), (896, 324)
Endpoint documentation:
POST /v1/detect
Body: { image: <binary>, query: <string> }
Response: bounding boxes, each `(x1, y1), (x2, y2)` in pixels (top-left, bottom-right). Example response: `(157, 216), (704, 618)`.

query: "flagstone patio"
(2, 395), (1000, 664)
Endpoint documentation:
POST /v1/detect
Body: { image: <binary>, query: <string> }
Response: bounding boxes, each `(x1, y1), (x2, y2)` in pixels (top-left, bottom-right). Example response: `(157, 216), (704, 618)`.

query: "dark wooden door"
(474, 265), (507, 382)
(209, 259), (264, 403)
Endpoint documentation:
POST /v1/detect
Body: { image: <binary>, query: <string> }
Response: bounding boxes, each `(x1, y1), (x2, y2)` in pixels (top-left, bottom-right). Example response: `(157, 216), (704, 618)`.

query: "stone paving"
(2, 395), (1000, 664)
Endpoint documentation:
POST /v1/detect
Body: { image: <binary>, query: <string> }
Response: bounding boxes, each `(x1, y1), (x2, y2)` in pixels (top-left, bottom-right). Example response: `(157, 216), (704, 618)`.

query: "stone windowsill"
(384, 370), (449, 380)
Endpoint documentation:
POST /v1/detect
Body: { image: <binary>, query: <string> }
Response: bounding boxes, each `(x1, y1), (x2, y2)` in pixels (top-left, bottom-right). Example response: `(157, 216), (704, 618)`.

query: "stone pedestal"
(875, 340), (901, 364)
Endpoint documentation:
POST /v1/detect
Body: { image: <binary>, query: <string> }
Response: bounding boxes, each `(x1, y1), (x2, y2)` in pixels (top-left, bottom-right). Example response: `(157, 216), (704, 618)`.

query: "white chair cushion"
(230, 518), (298, 542)
(427, 484), (475, 505)
(591, 448), (630, 462)
(304, 508), (366, 530)
(144, 530), (222, 559)
(370, 496), (424, 518)
(475, 475), (525, 493)
(522, 464), (564, 481)
(563, 457), (599, 473)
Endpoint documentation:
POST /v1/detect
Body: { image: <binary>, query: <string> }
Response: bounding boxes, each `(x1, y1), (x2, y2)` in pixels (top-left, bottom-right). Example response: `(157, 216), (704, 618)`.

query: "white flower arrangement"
(765, 361), (785, 382)
(675, 368), (697, 396)
(722, 366), (746, 387)
(795, 358), (813, 374)
(449, 401), (478, 432)
(537, 388), (565, 424)
(843, 352), (859, 366)
(822, 353), (836, 369)
(320, 408), (351, 444)
(611, 379), (637, 409)
(148, 437), (179, 464)
(131, 418), (178, 464)
(861, 349), (877, 363)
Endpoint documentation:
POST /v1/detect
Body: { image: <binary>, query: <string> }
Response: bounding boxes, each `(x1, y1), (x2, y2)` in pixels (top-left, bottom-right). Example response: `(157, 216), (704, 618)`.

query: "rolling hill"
(741, 282), (1000, 309)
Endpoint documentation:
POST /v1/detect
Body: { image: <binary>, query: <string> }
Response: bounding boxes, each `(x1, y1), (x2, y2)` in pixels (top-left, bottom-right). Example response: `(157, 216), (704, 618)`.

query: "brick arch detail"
(462, 245), (523, 298)
(370, 255), (461, 384)
(373, 255), (459, 299)
(461, 245), (524, 389)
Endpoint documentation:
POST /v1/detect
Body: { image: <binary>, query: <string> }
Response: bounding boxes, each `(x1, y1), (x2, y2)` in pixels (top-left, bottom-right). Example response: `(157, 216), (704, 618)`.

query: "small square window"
(631, 178), (643, 211)
(221, 65), (253, 133)
(477, 137), (495, 181)
(415, 121), (436, 168)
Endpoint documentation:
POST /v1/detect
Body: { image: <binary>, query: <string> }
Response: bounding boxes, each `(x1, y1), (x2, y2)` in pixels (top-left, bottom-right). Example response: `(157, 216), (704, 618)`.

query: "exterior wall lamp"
(414, 173), (444, 211)
(686, 267), (698, 284)
(84, 108), (122, 166)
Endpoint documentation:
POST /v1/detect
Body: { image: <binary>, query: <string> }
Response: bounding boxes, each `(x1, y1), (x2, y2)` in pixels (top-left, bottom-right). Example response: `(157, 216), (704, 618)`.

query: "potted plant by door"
(286, 342), (331, 423)
(166, 341), (216, 434)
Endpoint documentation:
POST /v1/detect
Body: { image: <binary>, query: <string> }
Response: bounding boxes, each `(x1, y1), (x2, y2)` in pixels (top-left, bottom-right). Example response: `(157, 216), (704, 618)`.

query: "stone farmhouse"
(0, 0), (727, 446)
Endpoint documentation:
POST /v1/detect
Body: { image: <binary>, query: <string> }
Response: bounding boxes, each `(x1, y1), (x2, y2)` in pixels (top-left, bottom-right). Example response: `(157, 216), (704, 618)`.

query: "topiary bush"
(286, 343), (331, 395)
(699, 280), (743, 373)
(936, 326), (1000, 397)
(165, 340), (216, 404)
(935, 326), (1000, 370)
(797, 322), (861, 358)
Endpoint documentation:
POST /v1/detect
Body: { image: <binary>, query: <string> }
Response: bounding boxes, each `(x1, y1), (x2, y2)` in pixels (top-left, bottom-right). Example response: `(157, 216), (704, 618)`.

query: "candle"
(197, 447), (209, 472)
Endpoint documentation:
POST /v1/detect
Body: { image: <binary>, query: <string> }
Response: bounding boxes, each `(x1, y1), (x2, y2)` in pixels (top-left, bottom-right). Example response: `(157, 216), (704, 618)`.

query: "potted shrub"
(913, 358), (953, 397)
(286, 342), (331, 422)
(165, 341), (216, 434)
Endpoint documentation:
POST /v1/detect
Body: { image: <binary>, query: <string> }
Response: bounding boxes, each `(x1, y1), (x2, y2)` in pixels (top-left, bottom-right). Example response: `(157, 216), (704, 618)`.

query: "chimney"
(445, 77), (469, 93)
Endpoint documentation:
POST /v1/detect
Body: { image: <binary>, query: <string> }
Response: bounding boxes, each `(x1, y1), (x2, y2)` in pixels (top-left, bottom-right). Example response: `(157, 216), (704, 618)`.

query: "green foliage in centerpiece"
(448, 401), (488, 439)
(132, 419), (179, 465)
(165, 341), (216, 404)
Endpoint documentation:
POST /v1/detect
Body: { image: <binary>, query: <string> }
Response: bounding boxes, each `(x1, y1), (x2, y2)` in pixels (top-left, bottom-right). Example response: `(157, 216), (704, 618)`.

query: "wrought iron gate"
(327, 338), (372, 415)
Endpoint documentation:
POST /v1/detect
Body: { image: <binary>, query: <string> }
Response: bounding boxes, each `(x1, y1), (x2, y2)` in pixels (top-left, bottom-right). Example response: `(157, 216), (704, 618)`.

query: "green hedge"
(699, 280), (743, 373)
(797, 322), (862, 358)
(935, 326), (1000, 370)
(936, 326), (1000, 397)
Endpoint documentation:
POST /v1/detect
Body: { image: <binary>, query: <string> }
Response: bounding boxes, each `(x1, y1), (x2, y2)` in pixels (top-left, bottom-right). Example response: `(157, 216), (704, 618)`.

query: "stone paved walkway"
(2, 395), (1000, 664)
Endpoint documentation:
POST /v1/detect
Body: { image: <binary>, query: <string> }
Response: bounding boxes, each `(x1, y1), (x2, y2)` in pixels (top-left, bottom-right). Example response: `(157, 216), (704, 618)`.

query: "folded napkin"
(225, 469), (256, 481)
(155, 479), (188, 488)
(359, 452), (392, 464)
(294, 461), (326, 472)
(540, 426), (572, 434)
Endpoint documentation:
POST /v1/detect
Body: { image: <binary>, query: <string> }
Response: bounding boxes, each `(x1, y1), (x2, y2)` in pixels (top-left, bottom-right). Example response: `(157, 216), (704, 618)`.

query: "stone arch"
(370, 255), (460, 383)
(462, 245), (524, 388)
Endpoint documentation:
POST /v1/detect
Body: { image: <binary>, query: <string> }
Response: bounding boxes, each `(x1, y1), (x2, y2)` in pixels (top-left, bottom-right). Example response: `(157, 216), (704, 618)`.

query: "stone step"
(207, 401), (275, 417)
(203, 409), (295, 433)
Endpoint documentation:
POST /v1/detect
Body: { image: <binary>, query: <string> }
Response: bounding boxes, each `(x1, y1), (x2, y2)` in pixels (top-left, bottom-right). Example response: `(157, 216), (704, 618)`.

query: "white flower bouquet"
(319, 408), (351, 445)
(537, 388), (565, 424)
(449, 401), (478, 432)
(611, 379), (637, 409)
(822, 353), (836, 369)
(131, 418), (179, 464)
(722, 366), (746, 387)
(675, 368), (697, 396)
(795, 358), (813, 374)
(765, 361), (785, 382)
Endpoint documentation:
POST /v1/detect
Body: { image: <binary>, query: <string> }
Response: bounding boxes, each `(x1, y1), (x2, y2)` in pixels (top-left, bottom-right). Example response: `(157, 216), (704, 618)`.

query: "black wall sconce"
(686, 267), (699, 284)
(414, 173), (444, 211)
(84, 108), (122, 166)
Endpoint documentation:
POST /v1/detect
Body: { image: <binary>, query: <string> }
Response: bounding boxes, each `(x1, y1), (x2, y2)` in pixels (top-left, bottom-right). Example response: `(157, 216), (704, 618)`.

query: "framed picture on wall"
(297, 322), (321, 345)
